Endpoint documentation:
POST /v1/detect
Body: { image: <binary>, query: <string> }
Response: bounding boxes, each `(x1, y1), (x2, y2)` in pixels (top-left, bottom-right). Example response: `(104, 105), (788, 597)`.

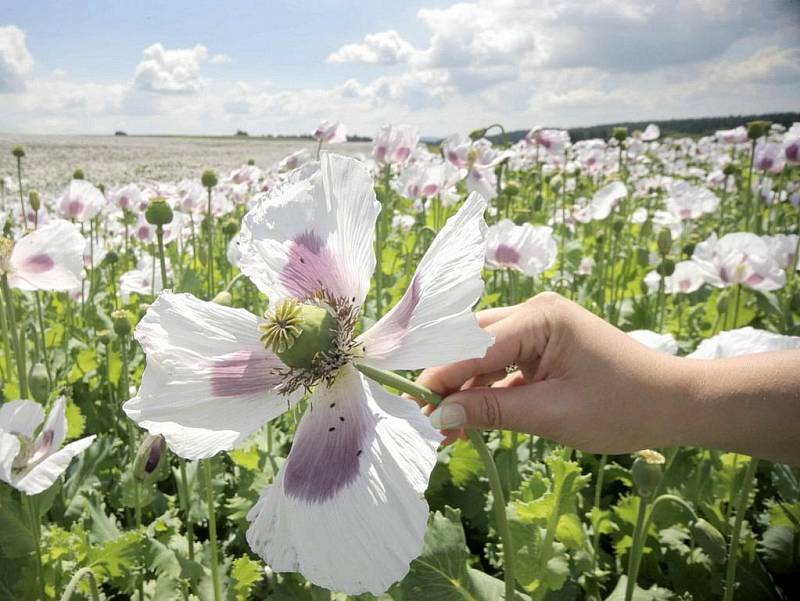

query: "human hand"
(417, 292), (689, 454)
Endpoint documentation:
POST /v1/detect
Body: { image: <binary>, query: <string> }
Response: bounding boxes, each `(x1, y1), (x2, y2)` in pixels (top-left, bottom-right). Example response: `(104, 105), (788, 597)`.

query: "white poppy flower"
(666, 182), (719, 221)
(0, 397), (95, 495)
(763, 234), (800, 271)
(590, 181), (627, 220)
(111, 183), (142, 212)
(56, 180), (106, 222)
(312, 120), (347, 144)
(123, 153), (493, 595)
(627, 330), (678, 355)
(689, 327), (800, 359)
(372, 124), (419, 165)
(485, 219), (557, 276)
(1, 220), (85, 291)
(692, 232), (786, 291)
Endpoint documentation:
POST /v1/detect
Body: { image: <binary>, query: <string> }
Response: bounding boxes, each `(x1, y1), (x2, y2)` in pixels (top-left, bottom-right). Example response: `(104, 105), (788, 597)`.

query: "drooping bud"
(469, 127), (488, 141)
(133, 434), (168, 484)
(29, 190), (40, 212)
(112, 309), (133, 337)
(72, 168), (85, 180)
(631, 449), (665, 498)
(690, 518), (726, 564)
(12, 145), (25, 159)
(657, 228), (672, 256)
(212, 290), (232, 306)
(29, 363), (50, 404)
(260, 299), (338, 369)
(145, 197), (174, 226)
(747, 120), (771, 141)
(613, 127), (628, 142)
(201, 169), (218, 189)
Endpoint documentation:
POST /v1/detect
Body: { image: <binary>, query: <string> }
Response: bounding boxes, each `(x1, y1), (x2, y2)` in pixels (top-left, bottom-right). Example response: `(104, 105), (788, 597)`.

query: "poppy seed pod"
(631, 450), (665, 498)
(221, 218), (238, 237)
(145, 197), (174, 226)
(723, 163), (737, 177)
(657, 258), (675, 278)
(503, 184), (519, 196)
(12, 145), (25, 159)
(133, 434), (168, 484)
(690, 518), (726, 564)
(72, 168), (85, 180)
(747, 120), (771, 141)
(613, 127), (628, 142)
(657, 228), (672, 256)
(97, 329), (113, 345)
(247, 159), (256, 166)
(260, 299), (338, 370)
(28, 190), (40, 212)
(28, 363), (50, 404)
(201, 169), (218, 189)
(112, 309), (133, 337)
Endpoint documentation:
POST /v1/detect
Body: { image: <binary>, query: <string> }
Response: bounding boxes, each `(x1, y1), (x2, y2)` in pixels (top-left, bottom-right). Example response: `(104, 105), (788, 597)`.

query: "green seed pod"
(657, 258), (675, 277)
(691, 518), (727, 564)
(97, 329), (113, 345)
(533, 195), (543, 212)
(723, 163), (737, 177)
(247, 159), (255, 166)
(747, 120), (771, 141)
(12, 145), (25, 159)
(112, 309), (133, 337)
(212, 291), (232, 306)
(631, 450), (664, 498)
(201, 169), (218, 189)
(72, 168), (85, 180)
(28, 190), (40, 212)
(145, 197), (174, 226)
(260, 300), (338, 369)
(504, 184), (519, 197)
(133, 434), (168, 484)
(657, 228), (672, 256)
(613, 127), (628, 142)
(221, 218), (239, 237)
(28, 363), (50, 404)
(104, 250), (119, 265)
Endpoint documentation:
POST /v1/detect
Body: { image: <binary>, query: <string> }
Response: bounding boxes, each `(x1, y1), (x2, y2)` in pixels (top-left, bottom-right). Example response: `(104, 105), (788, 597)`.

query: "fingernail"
(429, 403), (466, 430)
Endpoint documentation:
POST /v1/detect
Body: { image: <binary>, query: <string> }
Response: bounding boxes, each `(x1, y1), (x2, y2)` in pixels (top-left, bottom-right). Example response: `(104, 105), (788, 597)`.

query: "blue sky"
(1, 0), (798, 136)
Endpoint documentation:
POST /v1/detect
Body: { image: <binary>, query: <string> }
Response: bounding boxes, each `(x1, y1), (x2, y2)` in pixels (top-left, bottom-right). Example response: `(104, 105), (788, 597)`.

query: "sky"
(0, 0), (798, 137)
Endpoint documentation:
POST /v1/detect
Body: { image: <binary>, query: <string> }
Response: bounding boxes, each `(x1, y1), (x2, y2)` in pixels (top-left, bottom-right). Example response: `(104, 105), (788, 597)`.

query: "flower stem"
(22, 494), (46, 601)
(16, 156), (28, 230)
(59, 567), (100, 601)
(354, 362), (517, 600)
(723, 458), (759, 601)
(179, 460), (196, 561)
(591, 454), (608, 571)
(624, 494), (649, 601)
(206, 188), (215, 297)
(156, 225), (170, 288)
(1, 274), (28, 397)
(203, 460), (222, 601)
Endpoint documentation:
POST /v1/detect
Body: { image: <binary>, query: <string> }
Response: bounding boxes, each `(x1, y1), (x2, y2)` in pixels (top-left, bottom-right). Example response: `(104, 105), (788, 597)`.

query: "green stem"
(35, 292), (51, 381)
(203, 460), (222, 601)
(0, 285), (14, 382)
(179, 460), (196, 561)
(1, 274), (28, 397)
(354, 362), (516, 600)
(723, 458), (759, 601)
(16, 156), (28, 230)
(59, 567), (100, 601)
(22, 494), (45, 601)
(624, 495), (649, 601)
(206, 188), (215, 297)
(592, 454), (608, 571)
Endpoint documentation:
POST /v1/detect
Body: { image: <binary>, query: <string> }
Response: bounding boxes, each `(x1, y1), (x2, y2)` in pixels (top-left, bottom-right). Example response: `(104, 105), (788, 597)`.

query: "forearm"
(672, 351), (800, 465)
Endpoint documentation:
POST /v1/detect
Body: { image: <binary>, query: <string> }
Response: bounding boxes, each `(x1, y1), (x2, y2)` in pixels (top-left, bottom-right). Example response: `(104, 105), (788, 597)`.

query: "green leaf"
(65, 399), (86, 439)
(67, 348), (98, 383)
(0, 488), (35, 559)
(448, 440), (483, 487)
(89, 530), (146, 579)
(232, 555), (263, 601)
(230, 446), (261, 472)
(603, 576), (673, 601)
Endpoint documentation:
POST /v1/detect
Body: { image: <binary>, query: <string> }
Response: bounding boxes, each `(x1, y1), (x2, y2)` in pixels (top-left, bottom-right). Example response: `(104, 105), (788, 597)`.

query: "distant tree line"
(491, 112), (800, 144)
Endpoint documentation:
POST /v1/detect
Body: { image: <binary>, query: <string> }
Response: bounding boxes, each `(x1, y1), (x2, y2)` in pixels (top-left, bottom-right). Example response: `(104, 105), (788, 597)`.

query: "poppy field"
(0, 120), (799, 601)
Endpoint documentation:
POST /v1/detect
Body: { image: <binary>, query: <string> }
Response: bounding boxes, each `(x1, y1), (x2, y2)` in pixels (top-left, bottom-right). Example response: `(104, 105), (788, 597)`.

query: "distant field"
(0, 135), (372, 196)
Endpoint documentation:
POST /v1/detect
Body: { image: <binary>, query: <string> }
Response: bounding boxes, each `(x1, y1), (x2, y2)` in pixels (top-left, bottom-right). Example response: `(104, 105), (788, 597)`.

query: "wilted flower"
(0, 397), (95, 495)
(124, 153), (492, 594)
(485, 219), (557, 276)
(692, 232), (785, 291)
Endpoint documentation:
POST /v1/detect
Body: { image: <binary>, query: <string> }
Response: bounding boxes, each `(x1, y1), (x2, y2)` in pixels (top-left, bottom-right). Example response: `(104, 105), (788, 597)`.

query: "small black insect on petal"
(329, 402), (335, 408)
(339, 416), (345, 422)
(299, 257), (305, 264)
(356, 450), (363, 456)
(329, 426), (336, 432)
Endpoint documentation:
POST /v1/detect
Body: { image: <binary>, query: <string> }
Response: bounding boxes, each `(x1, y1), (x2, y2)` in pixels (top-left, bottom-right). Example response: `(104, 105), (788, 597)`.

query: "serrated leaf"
(89, 530), (146, 579)
(230, 446), (261, 472)
(232, 555), (263, 601)
(65, 400), (85, 439)
(67, 348), (98, 383)
(604, 576), (672, 601)
(448, 439), (483, 487)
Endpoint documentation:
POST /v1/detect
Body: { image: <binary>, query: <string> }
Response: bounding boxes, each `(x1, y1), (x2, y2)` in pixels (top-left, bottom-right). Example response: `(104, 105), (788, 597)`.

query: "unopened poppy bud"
(260, 299), (338, 369)
(221, 218), (238, 236)
(201, 169), (218, 189)
(133, 434), (168, 484)
(657, 228), (672, 255)
(145, 197), (174, 226)
(631, 450), (664, 498)
(104, 250), (119, 265)
(97, 329), (113, 345)
(691, 518), (726, 564)
(469, 127), (487, 141)
(723, 163), (737, 177)
(212, 291), (232, 306)
(29, 190), (40, 212)
(613, 127), (628, 142)
(657, 258), (675, 277)
(747, 120), (770, 141)
(112, 309), (133, 337)
(504, 184), (519, 196)
(247, 159), (256, 166)
(73, 168), (85, 180)
(12, 145), (25, 159)
(29, 363), (50, 404)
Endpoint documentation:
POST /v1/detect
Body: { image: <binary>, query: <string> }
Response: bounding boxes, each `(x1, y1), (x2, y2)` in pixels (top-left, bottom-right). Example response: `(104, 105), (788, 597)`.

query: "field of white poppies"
(0, 120), (799, 601)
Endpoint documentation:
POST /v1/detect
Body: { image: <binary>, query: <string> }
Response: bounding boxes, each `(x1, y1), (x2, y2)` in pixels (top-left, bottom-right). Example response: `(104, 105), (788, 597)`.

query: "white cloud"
(328, 30), (417, 65)
(210, 53), (231, 65)
(133, 43), (210, 94)
(0, 25), (34, 93)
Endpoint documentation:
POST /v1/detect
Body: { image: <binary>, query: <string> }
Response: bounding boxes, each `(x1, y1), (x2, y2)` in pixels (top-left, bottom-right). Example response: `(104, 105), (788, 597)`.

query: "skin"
(418, 292), (800, 466)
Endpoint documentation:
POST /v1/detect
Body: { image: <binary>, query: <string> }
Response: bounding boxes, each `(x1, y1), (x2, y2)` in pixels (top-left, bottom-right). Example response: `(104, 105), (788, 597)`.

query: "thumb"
(427, 381), (562, 435)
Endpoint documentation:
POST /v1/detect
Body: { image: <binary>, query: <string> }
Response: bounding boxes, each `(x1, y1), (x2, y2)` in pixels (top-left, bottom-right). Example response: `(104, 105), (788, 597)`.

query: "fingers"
(476, 304), (518, 328)
(428, 380), (563, 437)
